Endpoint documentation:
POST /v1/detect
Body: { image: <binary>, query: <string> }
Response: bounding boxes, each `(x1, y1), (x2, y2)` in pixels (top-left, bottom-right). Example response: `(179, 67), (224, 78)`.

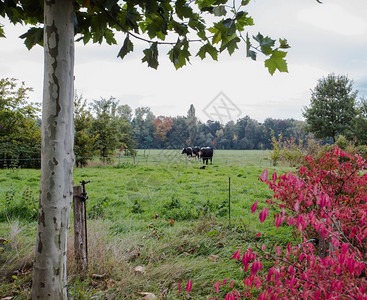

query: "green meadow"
(0, 150), (296, 299)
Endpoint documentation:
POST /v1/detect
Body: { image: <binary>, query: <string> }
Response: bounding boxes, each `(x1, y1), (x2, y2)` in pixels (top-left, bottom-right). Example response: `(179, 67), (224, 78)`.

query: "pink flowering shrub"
(213, 147), (367, 299)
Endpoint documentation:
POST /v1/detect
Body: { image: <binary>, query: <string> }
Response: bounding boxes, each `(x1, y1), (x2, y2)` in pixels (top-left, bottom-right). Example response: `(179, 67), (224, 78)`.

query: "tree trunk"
(32, 1), (75, 299)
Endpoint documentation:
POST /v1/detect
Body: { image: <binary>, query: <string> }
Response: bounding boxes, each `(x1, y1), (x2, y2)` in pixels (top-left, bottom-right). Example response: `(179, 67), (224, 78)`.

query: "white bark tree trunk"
(32, 1), (75, 299)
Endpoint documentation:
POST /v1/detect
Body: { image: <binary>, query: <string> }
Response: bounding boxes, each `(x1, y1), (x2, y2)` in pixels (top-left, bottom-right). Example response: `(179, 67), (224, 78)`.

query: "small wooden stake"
(73, 185), (88, 275)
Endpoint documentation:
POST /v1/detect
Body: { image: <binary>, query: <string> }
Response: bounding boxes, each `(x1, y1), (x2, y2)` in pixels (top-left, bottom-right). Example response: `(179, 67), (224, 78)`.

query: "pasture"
(0, 150), (296, 299)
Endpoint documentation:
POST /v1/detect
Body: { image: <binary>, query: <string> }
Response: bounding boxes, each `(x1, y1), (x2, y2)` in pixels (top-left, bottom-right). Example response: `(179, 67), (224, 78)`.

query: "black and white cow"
(181, 146), (200, 158)
(199, 147), (214, 165)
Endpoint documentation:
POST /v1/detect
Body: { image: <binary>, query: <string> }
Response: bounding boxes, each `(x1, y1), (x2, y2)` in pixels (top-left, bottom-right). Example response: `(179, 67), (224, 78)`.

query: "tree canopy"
(303, 73), (358, 143)
(1, 0), (289, 74)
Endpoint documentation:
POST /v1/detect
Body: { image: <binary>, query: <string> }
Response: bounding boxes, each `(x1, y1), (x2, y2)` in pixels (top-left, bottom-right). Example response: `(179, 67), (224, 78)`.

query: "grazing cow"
(199, 147), (214, 165)
(181, 146), (200, 160)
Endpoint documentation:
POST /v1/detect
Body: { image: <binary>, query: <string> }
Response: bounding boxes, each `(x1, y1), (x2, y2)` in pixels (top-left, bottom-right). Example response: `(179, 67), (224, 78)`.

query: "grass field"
(0, 150), (296, 299)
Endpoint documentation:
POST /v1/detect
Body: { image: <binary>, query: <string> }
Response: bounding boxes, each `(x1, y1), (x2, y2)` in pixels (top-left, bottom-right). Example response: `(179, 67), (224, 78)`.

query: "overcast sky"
(1, 0), (367, 124)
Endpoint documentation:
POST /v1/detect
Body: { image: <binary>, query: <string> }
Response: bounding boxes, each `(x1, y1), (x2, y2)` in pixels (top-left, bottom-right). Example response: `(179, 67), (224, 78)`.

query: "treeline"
(74, 97), (309, 167)
(1, 78), (308, 169)
(129, 104), (307, 150)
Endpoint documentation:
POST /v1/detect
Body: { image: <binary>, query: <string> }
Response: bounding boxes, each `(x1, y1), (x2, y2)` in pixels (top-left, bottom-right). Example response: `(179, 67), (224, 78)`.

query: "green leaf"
(144, 0), (159, 14)
(104, 28), (117, 45)
(197, 0), (215, 11)
(126, 8), (141, 33)
(253, 33), (275, 56)
(264, 50), (288, 75)
(168, 38), (191, 69)
(0, 25), (5, 38)
(248, 50), (256, 60)
(235, 11), (253, 31)
(209, 25), (222, 44)
(82, 31), (91, 44)
(196, 43), (218, 60)
(171, 20), (189, 36)
(246, 33), (257, 60)
(117, 35), (134, 60)
(241, 0), (251, 5)
(279, 38), (290, 49)
(213, 6), (226, 16)
(103, 0), (118, 10)
(175, 0), (193, 20)
(221, 36), (240, 55)
(142, 42), (159, 69)
(19, 27), (43, 50)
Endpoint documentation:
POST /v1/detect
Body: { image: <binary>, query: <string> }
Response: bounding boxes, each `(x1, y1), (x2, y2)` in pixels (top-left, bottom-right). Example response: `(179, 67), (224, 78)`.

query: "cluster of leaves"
(208, 147), (367, 298)
(1, 0), (289, 74)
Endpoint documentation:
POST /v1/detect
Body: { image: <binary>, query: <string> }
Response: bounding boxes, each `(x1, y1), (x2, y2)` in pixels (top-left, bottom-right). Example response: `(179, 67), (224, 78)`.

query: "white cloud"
(298, 2), (367, 36)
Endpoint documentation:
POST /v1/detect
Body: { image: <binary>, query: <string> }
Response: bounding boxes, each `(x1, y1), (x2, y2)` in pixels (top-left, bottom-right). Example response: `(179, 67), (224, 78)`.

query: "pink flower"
(214, 280), (221, 293)
(233, 249), (241, 260)
(259, 208), (269, 223)
(251, 201), (258, 213)
(186, 279), (192, 293)
(256, 232), (262, 237)
(259, 169), (268, 182)
(276, 215), (283, 228)
(272, 171), (277, 183)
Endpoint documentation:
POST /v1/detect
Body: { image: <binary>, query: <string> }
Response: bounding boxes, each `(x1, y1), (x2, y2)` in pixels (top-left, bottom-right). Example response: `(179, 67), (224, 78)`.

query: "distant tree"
(0, 78), (41, 168)
(166, 116), (189, 148)
(218, 121), (236, 149)
(117, 104), (133, 123)
(74, 93), (96, 167)
(116, 105), (136, 154)
(186, 104), (198, 146)
(132, 107), (155, 148)
(153, 116), (173, 144)
(236, 116), (251, 141)
(303, 74), (357, 143)
(90, 97), (121, 162)
(206, 120), (221, 134)
(244, 118), (264, 149)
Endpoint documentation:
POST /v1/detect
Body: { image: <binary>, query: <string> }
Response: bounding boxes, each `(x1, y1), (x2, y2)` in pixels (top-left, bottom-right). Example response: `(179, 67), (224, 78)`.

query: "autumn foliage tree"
(153, 116), (173, 142)
(212, 147), (367, 299)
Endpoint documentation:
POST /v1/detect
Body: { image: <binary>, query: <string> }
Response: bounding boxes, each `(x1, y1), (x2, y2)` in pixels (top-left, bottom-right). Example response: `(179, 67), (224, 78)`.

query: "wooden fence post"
(73, 185), (88, 275)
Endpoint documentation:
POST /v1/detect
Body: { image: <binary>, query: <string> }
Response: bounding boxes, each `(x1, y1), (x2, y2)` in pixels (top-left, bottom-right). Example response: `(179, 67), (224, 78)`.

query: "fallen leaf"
(209, 254), (219, 262)
(169, 219), (175, 226)
(138, 292), (157, 299)
(134, 265), (146, 274)
(91, 273), (106, 279)
(107, 279), (115, 289)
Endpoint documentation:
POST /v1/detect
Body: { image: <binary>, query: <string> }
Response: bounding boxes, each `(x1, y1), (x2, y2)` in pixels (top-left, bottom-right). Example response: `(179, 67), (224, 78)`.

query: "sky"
(1, 0), (367, 124)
